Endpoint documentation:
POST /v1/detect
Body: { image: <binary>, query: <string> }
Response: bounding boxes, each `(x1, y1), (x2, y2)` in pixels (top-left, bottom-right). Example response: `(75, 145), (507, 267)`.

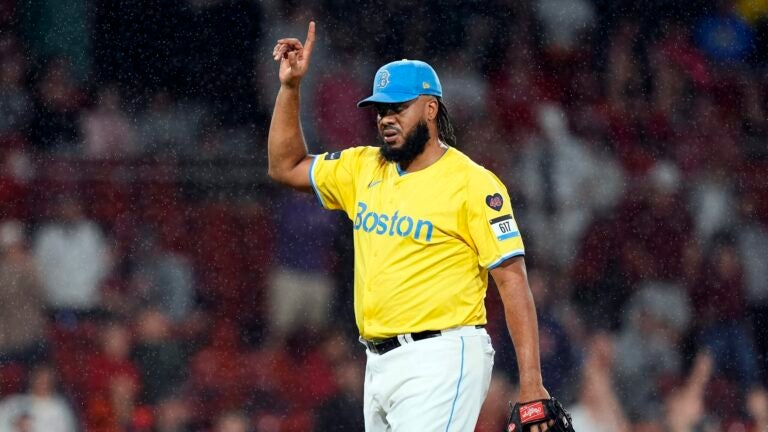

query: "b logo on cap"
(378, 70), (390, 88)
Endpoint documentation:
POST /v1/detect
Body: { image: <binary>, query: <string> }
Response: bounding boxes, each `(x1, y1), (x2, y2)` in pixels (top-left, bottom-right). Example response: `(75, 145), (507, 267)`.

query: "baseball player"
(268, 22), (573, 432)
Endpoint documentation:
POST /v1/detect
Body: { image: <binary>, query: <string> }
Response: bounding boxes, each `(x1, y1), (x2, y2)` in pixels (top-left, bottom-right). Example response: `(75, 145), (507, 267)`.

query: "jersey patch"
(486, 193), (503, 211)
(325, 151), (342, 160)
(489, 215), (519, 241)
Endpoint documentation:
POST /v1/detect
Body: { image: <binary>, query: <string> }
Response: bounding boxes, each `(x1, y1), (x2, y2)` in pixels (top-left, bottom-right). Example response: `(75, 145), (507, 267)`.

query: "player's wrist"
(518, 374), (545, 389)
(517, 380), (548, 403)
(280, 80), (302, 91)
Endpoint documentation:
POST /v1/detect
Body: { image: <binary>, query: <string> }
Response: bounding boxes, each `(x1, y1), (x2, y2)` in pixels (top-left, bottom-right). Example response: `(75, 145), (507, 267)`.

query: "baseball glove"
(505, 397), (574, 432)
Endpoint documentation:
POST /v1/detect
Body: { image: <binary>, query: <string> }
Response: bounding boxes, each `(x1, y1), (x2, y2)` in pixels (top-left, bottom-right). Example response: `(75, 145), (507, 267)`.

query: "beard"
(378, 120), (430, 164)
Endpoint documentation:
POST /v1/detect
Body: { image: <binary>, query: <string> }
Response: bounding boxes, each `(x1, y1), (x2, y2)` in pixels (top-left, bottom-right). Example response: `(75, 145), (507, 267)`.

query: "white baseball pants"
(362, 326), (495, 432)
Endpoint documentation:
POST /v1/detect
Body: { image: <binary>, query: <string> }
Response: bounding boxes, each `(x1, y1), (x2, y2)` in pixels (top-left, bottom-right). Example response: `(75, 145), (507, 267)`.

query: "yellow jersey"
(310, 146), (525, 339)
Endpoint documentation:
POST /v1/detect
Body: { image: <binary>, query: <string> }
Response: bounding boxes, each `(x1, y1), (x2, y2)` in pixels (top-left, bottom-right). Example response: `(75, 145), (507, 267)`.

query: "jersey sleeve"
(309, 147), (365, 215)
(466, 169), (526, 269)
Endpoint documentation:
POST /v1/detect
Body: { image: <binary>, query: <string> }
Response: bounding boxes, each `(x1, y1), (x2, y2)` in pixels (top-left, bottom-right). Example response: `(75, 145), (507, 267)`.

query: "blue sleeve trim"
(496, 231), (520, 241)
(487, 249), (525, 270)
(444, 336), (465, 432)
(309, 155), (327, 208)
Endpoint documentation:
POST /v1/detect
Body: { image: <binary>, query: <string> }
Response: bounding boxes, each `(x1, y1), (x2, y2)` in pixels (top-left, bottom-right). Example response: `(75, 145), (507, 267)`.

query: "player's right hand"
(272, 21), (316, 89)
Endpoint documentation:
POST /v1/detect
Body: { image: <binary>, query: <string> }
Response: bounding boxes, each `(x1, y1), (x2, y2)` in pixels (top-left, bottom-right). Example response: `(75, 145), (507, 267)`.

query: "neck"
(399, 138), (448, 172)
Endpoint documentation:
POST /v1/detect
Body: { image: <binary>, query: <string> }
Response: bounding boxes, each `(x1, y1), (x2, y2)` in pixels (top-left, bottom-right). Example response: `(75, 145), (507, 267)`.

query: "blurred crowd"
(1, 0), (768, 431)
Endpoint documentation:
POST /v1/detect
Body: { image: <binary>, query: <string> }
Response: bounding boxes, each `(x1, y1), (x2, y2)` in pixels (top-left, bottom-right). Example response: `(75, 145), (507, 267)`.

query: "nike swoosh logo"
(367, 180), (382, 188)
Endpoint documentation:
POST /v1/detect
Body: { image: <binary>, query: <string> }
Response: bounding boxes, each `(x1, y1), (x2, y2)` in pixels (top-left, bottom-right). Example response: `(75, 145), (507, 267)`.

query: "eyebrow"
(377, 99), (416, 112)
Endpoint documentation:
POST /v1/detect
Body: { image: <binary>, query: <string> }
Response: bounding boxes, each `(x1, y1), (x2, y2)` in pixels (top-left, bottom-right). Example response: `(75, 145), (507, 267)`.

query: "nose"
(379, 114), (396, 128)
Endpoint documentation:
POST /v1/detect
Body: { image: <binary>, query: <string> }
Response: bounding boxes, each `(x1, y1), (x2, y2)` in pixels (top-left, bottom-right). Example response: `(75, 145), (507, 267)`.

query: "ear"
(425, 98), (438, 121)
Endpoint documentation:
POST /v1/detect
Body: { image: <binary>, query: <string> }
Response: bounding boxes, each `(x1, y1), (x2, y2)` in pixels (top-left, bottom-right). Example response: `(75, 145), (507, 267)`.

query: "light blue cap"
(357, 59), (443, 107)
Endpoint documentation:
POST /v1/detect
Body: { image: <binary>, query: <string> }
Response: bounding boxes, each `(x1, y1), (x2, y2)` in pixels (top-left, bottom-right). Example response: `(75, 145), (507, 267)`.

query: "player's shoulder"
(448, 147), (505, 188)
(315, 147), (381, 177)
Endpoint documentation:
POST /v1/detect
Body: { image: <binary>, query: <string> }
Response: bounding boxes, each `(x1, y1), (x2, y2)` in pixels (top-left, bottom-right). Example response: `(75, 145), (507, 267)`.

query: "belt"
(362, 325), (485, 355)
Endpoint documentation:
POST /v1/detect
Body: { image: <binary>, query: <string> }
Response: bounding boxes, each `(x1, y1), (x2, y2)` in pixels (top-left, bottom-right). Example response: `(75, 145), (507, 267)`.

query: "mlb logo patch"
(325, 151), (342, 160)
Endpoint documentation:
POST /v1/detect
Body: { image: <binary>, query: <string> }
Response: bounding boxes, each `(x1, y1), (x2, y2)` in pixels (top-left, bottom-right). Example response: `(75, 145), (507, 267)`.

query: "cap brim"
(357, 93), (419, 108)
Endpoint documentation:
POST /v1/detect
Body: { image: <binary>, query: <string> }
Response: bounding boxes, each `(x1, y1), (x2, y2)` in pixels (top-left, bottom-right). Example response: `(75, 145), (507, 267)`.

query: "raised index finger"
(303, 21), (316, 59)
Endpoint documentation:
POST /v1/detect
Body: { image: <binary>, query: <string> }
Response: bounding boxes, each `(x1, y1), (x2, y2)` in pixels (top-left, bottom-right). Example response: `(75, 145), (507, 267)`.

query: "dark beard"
(378, 120), (430, 165)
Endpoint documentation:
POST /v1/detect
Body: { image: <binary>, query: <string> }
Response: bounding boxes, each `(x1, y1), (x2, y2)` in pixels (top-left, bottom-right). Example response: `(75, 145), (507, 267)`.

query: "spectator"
(438, 49), (489, 124)
(605, 21), (642, 114)
(266, 191), (341, 342)
(688, 161), (737, 244)
(212, 411), (251, 432)
(0, 220), (47, 366)
(33, 195), (111, 317)
(0, 147), (32, 222)
(490, 37), (544, 138)
(131, 309), (188, 405)
(613, 282), (691, 423)
(136, 91), (206, 156)
(516, 103), (624, 267)
(153, 394), (192, 432)
(129, 228), (196, 323)
(264, 327), (342, 413)
(314, 358), (364, 432)
(17, 0), (91, 79)
(690, 231), (761, 389)
(740, 72), (768, 160)
(456, 117), (514, 182)
(0, 36), (33, 139)
(26, 58), (87, 154)
(733, 190), (768, 385)
(84, 371), (147, 432)
(534, 0), (596, 53)
(188, 321), (249, 422)
(527, 268), (577, 400)
(311, 49), (370, 151)
(569, 212), (627, 330)
(0, 364), (77, 432)
(662, 352), (714, 432)
(616, 161), (693, 283)
(84, 320), (141, 399)
(746, 387), (768, 432)
(80, 84), (137, 159)
(568, 334), (630, 432)
(695, 0), (755, 63)
(675, 93), (740, 178)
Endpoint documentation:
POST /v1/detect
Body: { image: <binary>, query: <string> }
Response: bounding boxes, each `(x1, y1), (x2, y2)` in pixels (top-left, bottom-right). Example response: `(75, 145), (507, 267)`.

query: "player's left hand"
(515, 384), (552, 431)
(505, 396), (574, 432)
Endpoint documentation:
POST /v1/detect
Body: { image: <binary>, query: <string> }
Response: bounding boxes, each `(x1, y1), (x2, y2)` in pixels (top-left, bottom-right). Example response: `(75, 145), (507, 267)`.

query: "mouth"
(382, 128), (400, 144)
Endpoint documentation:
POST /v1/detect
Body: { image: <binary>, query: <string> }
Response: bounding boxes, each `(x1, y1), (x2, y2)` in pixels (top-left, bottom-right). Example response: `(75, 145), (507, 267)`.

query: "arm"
(490, 256), (549, 403)
(267, 21), (316, 191)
